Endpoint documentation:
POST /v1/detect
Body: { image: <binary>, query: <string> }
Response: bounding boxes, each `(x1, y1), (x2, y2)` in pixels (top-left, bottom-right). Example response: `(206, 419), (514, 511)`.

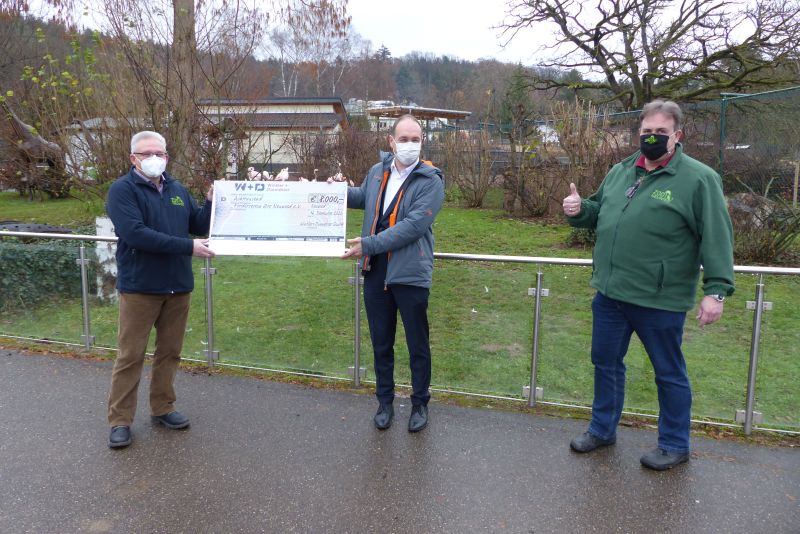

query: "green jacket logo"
(644, 134), (658, 144)
(170, 196), (185, 207)
(650, 189), (672, 202)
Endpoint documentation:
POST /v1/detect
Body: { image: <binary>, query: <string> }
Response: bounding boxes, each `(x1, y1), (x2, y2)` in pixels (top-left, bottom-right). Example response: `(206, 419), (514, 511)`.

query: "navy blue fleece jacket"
(106, 167), (212, 294)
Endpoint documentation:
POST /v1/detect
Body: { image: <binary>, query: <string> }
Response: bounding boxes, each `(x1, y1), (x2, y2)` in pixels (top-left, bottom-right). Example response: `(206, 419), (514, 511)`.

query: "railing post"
(353, 260), (362, 386)
(718, 97), (729, 175)
(528, 269), (544, 407)
(202, 257), (219, 366)
(744, 274), (766, 435)
(76, 244), (94, 349)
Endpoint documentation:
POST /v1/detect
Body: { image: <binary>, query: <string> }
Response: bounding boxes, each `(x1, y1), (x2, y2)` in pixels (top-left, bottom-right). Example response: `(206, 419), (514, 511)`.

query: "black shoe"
(373, 404), (394, 430)
(408, 405), (428, 433)
(151, 411), (190, 430)
(640, 448), (689, 470)
(570, 431), (616, 453)
(108, 425), (131, 449)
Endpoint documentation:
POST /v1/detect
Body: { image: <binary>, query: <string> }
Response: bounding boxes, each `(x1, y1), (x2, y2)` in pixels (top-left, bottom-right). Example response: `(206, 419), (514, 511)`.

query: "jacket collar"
(128, 166), (174, 185)
(627, 143), (684, 176)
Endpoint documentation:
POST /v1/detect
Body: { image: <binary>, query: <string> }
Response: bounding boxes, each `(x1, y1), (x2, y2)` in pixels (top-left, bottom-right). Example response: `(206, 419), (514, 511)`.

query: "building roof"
(61, 117), (148, 131)
(200, 96), (349, 130)
(211, 112), (345, 130)
(198, 96), (346, 106)
(367, 105), (472, 121)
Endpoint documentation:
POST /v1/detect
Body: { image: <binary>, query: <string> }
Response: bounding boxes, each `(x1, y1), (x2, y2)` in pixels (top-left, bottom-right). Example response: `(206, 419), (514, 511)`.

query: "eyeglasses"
(133, 152), (168, 158)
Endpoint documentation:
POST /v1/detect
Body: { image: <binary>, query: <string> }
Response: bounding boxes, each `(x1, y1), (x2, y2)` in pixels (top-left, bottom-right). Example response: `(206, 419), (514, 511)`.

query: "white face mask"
(137, 155), (167, 178)
(394, 141), (421, 166)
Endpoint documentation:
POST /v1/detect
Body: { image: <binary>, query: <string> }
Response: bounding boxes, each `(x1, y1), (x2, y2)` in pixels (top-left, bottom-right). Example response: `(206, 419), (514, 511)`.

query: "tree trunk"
(169, 0), (198, 185)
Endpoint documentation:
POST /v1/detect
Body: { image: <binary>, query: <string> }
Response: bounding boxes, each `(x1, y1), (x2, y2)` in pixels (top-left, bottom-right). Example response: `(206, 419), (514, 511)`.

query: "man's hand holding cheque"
(341, 237), (363, 259)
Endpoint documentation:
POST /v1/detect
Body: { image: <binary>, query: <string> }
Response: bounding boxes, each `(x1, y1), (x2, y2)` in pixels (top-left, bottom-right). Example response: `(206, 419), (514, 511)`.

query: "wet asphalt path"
(0, 348), (797, 533)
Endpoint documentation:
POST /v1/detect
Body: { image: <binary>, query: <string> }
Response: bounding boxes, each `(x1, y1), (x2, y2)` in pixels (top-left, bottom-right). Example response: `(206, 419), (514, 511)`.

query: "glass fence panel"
(357, 260), (537, 398)
(535, 266), (755, 423)
(2, 234), (796, 430)
(88, 240), (120, 349)
(85, 250), (211, 359)
(179, 257), (221, 361)
(211, 255), (354, 377)
(754, 274), (800, 430)
(0, 239), (84, 344)
(534, 264), (595, 407)
(678, 273), (753, 423)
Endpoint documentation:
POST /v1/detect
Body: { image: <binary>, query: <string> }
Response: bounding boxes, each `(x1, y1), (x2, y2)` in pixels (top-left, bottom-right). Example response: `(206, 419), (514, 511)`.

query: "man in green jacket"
(563, 100), (734, 470)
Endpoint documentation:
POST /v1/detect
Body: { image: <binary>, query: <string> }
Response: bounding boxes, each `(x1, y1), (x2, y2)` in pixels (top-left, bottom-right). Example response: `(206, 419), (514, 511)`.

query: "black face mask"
(639, 133), (670, 160)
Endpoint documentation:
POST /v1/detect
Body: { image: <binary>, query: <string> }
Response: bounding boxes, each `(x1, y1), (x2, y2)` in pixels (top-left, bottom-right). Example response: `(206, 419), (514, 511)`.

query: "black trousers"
(363, 254), (431, 407)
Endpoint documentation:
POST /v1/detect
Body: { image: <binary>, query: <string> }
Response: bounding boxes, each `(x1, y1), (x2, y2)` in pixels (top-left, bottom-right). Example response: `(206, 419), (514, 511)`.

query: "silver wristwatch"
(712, 294), (726, 303)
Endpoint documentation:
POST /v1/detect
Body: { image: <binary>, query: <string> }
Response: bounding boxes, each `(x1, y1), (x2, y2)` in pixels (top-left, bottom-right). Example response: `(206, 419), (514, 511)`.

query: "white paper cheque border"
(209, 180), (347, 256)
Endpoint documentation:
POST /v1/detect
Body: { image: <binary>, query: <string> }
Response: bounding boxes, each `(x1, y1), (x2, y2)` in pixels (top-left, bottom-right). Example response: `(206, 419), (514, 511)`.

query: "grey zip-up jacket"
(347, 151), (444, 288)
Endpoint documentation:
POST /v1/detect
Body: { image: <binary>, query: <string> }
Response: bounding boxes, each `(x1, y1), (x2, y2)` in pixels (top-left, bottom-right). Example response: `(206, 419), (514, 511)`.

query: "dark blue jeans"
(587, 292), (691, 453)
(363, 254), (431, 407)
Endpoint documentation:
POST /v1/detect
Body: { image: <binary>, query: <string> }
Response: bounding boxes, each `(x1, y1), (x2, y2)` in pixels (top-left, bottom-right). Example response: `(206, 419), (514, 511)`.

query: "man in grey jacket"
(342, 114), (445, 432)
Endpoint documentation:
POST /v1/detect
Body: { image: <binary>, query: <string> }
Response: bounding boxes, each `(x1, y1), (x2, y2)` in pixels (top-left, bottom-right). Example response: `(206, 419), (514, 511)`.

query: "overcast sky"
(347, 0), (548, 64)
(67, 0), (550, 65)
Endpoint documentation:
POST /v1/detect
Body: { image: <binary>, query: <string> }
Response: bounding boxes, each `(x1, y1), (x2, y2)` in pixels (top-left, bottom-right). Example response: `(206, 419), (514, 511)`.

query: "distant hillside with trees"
(0, 15), (584, 128)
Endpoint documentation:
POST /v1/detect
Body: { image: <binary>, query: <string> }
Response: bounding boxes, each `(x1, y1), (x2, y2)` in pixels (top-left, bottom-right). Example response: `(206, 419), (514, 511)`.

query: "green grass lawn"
(1, 191), (798, 429)
(0, 190), (106, 227)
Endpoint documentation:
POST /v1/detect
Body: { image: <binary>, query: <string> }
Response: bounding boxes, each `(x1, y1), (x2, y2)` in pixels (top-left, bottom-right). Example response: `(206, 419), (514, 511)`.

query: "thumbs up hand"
(563, 182), (582, 217)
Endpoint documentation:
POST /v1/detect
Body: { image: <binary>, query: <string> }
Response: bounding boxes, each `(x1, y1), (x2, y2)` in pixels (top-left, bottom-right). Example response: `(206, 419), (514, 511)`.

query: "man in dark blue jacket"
(105, 131), (214, 449)
(342, 115), (444, 432)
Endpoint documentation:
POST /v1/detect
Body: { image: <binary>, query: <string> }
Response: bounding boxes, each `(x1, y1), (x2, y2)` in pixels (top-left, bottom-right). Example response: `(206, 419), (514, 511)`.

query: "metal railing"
(1, 230), (798, 436)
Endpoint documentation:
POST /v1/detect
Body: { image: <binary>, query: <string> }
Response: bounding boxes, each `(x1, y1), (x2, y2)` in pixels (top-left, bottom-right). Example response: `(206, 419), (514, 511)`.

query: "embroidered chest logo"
(170, 196), (185, 207)
(650, 189), (672, 203)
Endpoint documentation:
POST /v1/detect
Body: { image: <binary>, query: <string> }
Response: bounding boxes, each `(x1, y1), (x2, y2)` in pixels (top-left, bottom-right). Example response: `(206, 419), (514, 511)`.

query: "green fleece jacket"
(568, 144), (735, 312)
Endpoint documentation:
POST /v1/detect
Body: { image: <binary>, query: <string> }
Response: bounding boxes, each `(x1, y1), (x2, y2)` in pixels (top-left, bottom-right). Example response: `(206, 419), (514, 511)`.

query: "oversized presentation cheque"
(209, 180), (347, 256)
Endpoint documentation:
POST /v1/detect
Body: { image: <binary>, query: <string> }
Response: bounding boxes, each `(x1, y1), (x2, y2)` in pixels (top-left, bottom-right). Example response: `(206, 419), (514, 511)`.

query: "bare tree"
(334, 120), (383, 184)
(549, 97), (624, 195)
(498, 64), (541, 212)
(0, 101), (68, 199)
(338, 39), (397, 101)
(285, 130), (337, 179)
(193, 2), (268, 180)
(0, 24), (136, 199)
(442, 130), (498, 208)
(0, 0), (75, 20)
(169, 0), (198, 182)
(100, 0), (267, 192)
(265, 0), (352, 96)
(0, 12), (46, 88)
(503, 0), (800, 110)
